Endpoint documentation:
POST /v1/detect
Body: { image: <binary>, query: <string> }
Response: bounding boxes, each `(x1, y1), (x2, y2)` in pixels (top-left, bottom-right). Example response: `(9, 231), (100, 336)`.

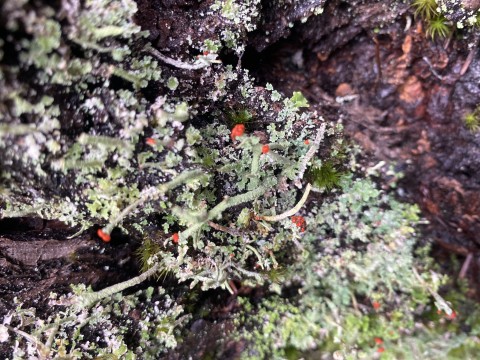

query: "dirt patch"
(0, 218), (140, 317)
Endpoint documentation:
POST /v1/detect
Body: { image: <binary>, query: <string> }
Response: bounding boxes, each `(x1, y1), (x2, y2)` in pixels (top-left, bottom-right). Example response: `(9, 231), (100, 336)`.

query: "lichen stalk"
(294, 123), (326, 188)
(180, 180), (276, 244)
(257, 183), (312, 221)
(74, 262), (161, 309)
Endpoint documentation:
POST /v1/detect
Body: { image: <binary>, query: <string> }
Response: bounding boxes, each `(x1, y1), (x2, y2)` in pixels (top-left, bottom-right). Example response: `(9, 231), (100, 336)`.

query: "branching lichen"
(0, 0), (465, 359)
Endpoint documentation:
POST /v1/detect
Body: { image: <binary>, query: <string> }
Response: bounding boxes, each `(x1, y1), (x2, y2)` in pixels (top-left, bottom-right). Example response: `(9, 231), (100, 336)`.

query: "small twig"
(460, 42), (477, 76)
(422, 56), (444, 81)
(294, 124), (325, 188)
(146, 47), (209, 70)
(373, 35), (382, 83)
(443, 34), (452, 50)
(257, 183), (312, 221)
(207, 221), (243, 237)
(459, 253), (473, 279)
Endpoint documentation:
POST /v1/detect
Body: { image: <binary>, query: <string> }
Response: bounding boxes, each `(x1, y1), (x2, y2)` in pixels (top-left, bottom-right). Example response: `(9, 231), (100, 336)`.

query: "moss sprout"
(412, 0), (439, 19)
(464, 107), (480, 132)
(426, 15), (452, 39)
(308, 161), (344, 190)
(136, 237), (161, 273)
(412, 0), (453, 39)
(226, 108), (253, 125)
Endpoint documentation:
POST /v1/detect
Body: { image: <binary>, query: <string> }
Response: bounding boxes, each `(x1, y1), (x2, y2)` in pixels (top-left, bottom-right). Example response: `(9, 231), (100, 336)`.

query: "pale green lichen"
(4, 287), (188, 359)
(0, 0), (472, 359)
(230, 175), (460, 359)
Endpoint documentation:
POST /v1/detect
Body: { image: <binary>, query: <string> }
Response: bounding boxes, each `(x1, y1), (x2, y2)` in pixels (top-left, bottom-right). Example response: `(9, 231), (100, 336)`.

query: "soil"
(1, 0), (480, 358)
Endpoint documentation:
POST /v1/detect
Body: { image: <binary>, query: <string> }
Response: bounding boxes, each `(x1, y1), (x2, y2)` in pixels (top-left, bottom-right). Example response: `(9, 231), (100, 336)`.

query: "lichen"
(3, 287), (189, 359)
(0, 0), (474, 358)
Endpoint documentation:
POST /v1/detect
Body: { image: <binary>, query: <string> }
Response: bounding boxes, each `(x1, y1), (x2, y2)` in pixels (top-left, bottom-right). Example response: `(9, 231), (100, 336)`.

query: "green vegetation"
(2, 286), (189, 359)
(425, 15), (452, 39)
(413, 0), (438, 19)
(412, 0), (452, 39)
(308, 161), (344, 190)
(464, 106), (480, 132)
(0, 0), (479, 359)
(226, 109), (253, 126)
(412, 0), (480, 37)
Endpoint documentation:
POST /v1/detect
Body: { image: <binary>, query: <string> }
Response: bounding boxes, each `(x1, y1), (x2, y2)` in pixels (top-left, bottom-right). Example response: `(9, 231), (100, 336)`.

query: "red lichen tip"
(372, 301), (381, 310)
(374, 337), (383, 345)
(446, 310), (457, 320)
(377, 347), (385, 353)
(291, 215), (306, 232)
(304, 139), (310, 145)
(231, 124), (245, 141)
(97, 228), (111, 243)
(261, 144), (270, 154)
(146, 137), (156, 146)
(172, 232), (180, 244)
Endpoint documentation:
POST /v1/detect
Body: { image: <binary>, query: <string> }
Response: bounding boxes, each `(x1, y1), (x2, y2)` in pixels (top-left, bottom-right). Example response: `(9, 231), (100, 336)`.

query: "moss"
(414, 0), (480, 32)
(308, 161), (344, 190)
(226, 108), (253, 126)
(426, 15), (452, 39)
(413, 0), (439, 19)
(464, 106), (480, 132)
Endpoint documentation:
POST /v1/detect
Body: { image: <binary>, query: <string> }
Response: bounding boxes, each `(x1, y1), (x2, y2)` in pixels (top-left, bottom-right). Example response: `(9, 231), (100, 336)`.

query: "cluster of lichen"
(230, 176), (480, 359)
(0, 0), (473, 359)
(0, 0), (345, 355)
(0, 0), (160, 226)
(0, 286), (188, 359)
(0, 0), (342, 296)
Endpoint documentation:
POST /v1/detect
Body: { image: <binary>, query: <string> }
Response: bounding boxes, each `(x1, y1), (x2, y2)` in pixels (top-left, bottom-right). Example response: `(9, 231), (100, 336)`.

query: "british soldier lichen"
(0, 0), (469, 359)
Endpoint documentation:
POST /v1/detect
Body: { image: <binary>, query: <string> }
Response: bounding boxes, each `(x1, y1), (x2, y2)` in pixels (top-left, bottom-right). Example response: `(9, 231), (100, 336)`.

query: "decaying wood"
(0, 236), (91, 267)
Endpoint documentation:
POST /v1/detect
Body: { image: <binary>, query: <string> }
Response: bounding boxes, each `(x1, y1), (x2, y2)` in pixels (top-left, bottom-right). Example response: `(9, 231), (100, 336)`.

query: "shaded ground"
(1, 0), (480, 357)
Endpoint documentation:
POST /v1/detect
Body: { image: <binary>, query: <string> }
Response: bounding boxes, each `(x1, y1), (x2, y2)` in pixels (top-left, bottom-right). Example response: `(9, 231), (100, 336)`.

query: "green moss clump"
(412, 0), (453, 39)
(226, 108), (253, 125)
(136, 237), (161, 273)
(308, 161), (344, 190)
(464, 106), (480, 132)
(412, 0), (438, 19)
(425, 15), (452, 39)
